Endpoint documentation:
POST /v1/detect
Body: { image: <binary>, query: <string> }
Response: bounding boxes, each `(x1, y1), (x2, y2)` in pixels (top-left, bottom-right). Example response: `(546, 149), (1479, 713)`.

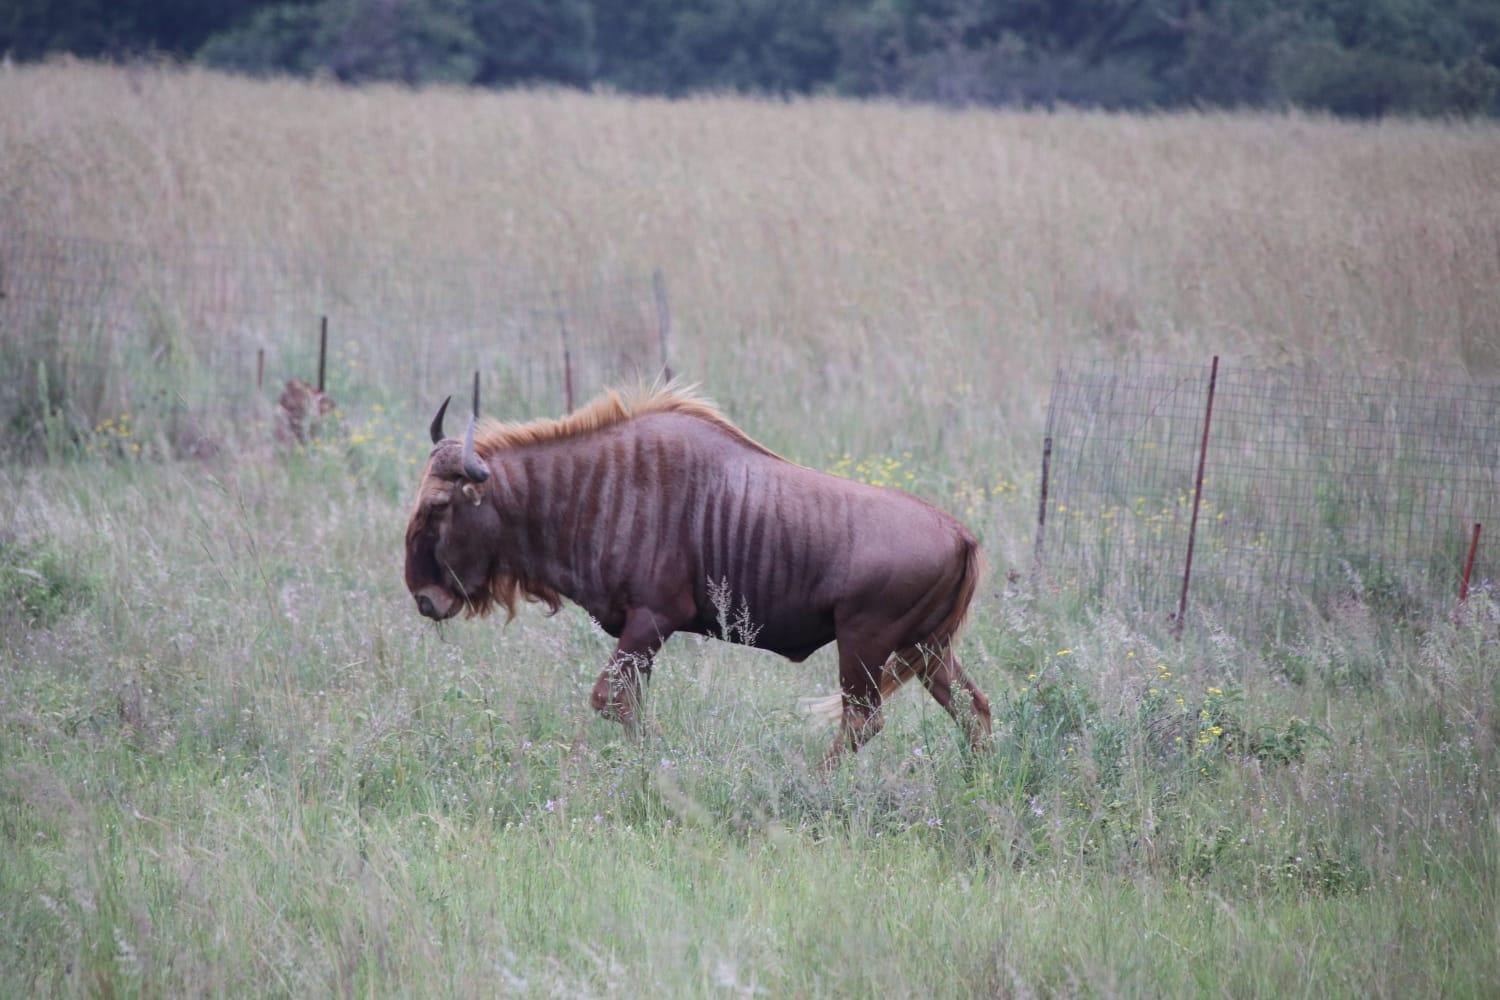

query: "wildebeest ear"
(461, 482), (484, 506)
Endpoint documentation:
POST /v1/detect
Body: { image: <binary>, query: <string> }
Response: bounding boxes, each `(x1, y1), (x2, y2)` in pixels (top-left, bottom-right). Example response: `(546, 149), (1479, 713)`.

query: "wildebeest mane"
(472, 381), (780, 460)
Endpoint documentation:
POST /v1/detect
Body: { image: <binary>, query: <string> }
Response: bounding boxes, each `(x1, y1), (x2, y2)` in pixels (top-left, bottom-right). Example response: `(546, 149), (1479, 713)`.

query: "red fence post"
(1460, 522), (1482, 604)
(1174, 355), (1220, 638)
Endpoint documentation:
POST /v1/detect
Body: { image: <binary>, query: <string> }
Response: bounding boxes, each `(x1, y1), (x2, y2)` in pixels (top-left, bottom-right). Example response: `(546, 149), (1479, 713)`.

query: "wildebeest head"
(404, 382), (562, 623)
(404, 389), (499, 621)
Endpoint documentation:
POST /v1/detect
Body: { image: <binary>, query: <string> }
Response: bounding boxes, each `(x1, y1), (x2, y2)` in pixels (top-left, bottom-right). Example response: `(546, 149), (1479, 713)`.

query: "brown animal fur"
(404, 382), (992, 763)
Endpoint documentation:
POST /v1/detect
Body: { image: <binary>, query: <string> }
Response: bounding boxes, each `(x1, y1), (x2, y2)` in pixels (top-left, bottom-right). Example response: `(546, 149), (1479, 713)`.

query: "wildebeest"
(404, 381), (991, 764)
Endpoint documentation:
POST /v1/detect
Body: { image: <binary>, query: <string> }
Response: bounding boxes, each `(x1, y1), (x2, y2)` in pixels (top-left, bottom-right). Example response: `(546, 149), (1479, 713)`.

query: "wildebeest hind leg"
(916, 646), (992, 751)
(821, 637), (893, 769)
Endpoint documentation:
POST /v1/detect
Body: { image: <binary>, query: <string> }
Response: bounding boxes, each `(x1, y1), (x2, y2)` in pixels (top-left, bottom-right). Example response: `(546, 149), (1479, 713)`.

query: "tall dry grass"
(3, 59), (1499, 448)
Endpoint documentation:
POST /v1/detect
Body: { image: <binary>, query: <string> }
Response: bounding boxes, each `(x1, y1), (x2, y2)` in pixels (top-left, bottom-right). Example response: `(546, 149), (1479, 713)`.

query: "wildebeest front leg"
(590, 608), (674, 732)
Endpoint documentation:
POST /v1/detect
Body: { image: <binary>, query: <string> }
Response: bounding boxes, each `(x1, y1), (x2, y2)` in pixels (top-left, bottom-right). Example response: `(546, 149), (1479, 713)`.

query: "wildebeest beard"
(463, 570), (562, 622)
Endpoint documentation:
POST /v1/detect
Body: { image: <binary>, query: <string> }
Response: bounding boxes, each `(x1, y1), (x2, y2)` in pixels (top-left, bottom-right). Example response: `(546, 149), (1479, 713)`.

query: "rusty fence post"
(317, 316), (328, 394)
(1033, 435), (1053, 574)
(1174, 355), (1220, 638)
(1459, 522), (1482, 605)
(653, 268), (672, 382)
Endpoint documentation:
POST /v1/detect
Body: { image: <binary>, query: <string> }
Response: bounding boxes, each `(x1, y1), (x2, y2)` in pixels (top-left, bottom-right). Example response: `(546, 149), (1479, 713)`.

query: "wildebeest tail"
(879, 531), (984, 699)
(927, 529), (984, 651)
(802, 532), (984, 726)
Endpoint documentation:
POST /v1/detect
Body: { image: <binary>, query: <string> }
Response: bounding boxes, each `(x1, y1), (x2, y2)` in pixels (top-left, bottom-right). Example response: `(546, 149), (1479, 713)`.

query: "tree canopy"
(5, 0), (1497, 116)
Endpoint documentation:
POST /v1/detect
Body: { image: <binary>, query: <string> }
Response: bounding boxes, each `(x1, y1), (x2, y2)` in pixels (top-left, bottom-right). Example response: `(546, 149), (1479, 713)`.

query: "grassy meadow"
(2, 62), (1499, 995)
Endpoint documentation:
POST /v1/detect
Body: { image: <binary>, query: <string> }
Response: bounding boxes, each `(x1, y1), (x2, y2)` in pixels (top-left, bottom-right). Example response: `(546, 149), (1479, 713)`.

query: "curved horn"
(429, 396), (451, 444)
(461, 415), (489, 482)
(461, 372), (489, 482)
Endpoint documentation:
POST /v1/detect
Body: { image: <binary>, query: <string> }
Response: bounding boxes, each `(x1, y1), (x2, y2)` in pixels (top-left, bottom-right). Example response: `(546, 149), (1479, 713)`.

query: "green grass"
(1, 452), (1495, 996)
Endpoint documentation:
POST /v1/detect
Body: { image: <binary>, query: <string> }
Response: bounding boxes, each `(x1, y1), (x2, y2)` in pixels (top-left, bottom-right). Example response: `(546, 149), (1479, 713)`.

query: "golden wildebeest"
(404, 381), (990, 764)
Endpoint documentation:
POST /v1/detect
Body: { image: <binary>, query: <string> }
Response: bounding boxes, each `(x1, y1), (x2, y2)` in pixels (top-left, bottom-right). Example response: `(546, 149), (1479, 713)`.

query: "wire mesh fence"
(0, 228), (670, 456)
(1039, 357), (1499, 637)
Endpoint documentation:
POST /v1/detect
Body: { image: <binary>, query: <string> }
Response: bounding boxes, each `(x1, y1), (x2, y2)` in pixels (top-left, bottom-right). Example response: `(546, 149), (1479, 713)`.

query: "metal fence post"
(1174, 355), (1220, 637)
(317, 316), (328, 394)
(1033, 435), (1053, 575)
(555, 293), (575, 414)
(653, 268), (672, 382)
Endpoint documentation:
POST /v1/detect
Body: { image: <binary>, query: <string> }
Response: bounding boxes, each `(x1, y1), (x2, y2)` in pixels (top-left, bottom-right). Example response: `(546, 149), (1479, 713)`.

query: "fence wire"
(1040, 358), (1499, 636)
(0, 228), (669, 454)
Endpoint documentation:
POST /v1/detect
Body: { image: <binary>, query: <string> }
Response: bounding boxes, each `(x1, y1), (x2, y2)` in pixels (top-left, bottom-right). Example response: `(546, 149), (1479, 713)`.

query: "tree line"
(5, 1), (1498, 116)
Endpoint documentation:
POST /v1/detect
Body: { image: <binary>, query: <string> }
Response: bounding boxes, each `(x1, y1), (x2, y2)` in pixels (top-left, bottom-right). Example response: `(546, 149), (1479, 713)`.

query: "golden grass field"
(7, 60), (1500, 391)
(1, 61), (1498, 996)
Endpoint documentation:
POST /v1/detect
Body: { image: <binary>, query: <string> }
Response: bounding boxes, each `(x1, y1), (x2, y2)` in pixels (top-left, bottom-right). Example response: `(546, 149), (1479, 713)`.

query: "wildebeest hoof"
(590, 669), (642, 726)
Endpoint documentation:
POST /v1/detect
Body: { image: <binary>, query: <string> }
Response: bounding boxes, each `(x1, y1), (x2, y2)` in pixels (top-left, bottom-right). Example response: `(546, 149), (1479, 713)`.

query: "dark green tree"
(4, 0), (1496, 115)
(200, 0), (482, 84)
(469, 0), (595, 86)
(1, 0), (262, 60)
